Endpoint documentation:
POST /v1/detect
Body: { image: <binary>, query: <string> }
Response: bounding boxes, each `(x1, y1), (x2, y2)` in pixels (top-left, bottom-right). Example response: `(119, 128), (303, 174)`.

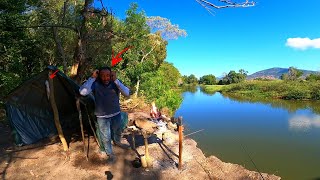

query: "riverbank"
(0, 110), (280, 180)
(201, 80), (320, 100)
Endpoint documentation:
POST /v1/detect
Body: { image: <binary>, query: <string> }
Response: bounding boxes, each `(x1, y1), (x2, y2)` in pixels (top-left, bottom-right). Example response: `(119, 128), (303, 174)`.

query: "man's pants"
(97, 113), (122, 155)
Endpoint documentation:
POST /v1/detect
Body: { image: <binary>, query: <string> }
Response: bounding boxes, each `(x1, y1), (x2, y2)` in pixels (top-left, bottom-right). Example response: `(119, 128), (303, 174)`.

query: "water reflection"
(213, 92), (320, 114)
(289, 115), (320, 131)
(181, 85), (197, 93)
(176, 86), (320, 180)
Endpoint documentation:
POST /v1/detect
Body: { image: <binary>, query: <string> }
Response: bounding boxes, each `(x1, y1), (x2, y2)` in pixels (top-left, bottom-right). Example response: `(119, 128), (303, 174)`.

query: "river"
(174, 86), (320, 180)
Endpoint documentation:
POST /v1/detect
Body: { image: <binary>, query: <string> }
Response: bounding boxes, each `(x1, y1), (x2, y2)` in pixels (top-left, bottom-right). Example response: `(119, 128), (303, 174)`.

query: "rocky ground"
(0, 111), (281, 180)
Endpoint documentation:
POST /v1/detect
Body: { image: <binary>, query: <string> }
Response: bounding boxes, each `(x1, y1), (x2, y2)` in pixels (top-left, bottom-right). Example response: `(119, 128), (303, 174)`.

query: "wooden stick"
(84, 105), (101, 148)
(178, 116), (183, 170)
(76, 98), (87, 161)
(143, 131), (150, 167)
(132, 131), (136, 150)
(48, 71), (68, 151)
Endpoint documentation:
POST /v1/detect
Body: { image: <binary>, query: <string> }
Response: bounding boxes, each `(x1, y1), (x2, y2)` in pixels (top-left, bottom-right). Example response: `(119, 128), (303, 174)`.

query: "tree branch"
(52, 27), (67, 73)
(99, 0), (107, 12)
(196, 0), (255, 9)
(141, 44), (157, 63)
(17, 25), (77, 32)
(61, 0), (69, 25)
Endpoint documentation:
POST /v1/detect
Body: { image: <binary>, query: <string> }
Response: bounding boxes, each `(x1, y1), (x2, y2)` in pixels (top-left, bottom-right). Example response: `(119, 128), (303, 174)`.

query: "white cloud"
(286, 37), (320, 50)
(289, 115), (320, 131)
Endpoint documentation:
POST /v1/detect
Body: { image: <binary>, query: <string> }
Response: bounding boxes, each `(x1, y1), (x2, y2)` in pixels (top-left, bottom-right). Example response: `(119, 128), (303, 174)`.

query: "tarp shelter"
(5, 66), (95, 145)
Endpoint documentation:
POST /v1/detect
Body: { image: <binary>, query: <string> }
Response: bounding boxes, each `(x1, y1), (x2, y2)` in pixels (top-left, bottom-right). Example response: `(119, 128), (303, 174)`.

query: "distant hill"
(247, 67), (319, 80)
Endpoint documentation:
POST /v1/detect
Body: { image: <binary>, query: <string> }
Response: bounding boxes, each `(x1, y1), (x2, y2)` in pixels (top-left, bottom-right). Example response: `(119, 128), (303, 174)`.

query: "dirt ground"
(0, 111), (281, 180)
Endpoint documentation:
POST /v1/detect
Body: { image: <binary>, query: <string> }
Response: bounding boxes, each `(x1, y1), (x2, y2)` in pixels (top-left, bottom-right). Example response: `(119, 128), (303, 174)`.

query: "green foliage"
(218, 70), (247, 85)
(0, 0), (48, 98)
(280, 73), (288, 80)
(306, 74), (320, 81)
(283, 88), (309, 100)
(111, 3), (168, 93)
(199, 74), (216, 85)
(200, 85), (225, 94)
(310, 83), (320, 100)
(1, 2), (184, 115)
(182, 74), (198, 85)
(140, 62), (182, 115)
(281, 67), (303, 81)
(217, 80), (320, 100)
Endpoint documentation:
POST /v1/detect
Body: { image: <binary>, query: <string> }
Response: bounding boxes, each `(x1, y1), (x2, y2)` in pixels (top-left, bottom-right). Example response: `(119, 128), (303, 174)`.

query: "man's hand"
(92, 69), (99, 78)
(111, 71), (117, 81)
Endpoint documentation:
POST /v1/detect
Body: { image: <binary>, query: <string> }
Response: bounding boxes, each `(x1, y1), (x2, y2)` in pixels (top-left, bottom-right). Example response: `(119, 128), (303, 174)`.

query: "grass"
(201, 85), (227, 92)
(202, 80), (320, 100)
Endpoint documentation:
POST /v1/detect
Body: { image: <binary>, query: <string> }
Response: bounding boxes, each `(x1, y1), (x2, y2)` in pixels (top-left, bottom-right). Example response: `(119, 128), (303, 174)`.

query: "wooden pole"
(178, 116), (183, 170)
(132, 131), (136, 150)
(76, 98), (88, 160)
(144, 135), (149, 160)
(85, 105), (101, 148)
(142, 131), (150, 167)
(48, 71), (68, 151)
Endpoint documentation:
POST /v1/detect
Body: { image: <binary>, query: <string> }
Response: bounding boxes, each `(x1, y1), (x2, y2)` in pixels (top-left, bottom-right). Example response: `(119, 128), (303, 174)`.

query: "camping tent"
(5, 66), (95, 145)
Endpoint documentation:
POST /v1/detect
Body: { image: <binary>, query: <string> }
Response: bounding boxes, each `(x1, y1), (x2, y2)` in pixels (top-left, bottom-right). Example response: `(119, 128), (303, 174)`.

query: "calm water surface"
(174, 87), (320, 180)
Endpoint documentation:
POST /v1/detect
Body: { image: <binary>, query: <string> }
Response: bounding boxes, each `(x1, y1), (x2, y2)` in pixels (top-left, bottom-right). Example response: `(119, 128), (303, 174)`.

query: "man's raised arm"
(79, 77), (96, 96)
(114, 79), (130, 98)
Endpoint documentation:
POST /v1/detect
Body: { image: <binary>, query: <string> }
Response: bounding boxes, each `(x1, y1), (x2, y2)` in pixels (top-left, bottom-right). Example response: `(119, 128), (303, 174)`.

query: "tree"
(199, 74), (216, 85)
(288, 67), (303, 80)
(281, 67), (303, 81)
(15, 0), (114, 84)
(0, 0), (47, 98)
(306, 74), (320, 81)
(280, 73), (288, 80)
(140, 62), (182, 115)
(218, 69), (246, 84)
(239, 69), (248, 76)
(186, 74), (198, 84)
(112, 3), (186, 97)
(110, 4), (167, 97)
(146, 16), (187, 40)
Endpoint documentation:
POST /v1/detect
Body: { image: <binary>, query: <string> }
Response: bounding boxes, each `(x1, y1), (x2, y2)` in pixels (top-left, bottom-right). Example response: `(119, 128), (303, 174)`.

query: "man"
(79, 67), (130, 162)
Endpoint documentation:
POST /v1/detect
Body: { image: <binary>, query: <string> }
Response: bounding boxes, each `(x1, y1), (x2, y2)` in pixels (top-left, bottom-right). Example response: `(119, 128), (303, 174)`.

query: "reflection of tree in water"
(181, 85), (197, 93)
(221, 93), (320, 114)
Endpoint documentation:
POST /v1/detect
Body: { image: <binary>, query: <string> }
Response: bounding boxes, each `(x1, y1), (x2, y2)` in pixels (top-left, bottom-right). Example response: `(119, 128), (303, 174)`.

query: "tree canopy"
(218, 69), (247, 85)
(0, 1), (186, 114)
(199, 74), (216, 85)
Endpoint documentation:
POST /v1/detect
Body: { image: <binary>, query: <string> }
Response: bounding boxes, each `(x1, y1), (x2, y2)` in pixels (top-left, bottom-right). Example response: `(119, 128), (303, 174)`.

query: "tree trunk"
(52, 27), (68, 73)
(48, 71), (69, 151)
(74, 38), (86, 84)
(73, 0), (90, 84)
(134, 77), (140, 98)
(134, 44), (157, 97)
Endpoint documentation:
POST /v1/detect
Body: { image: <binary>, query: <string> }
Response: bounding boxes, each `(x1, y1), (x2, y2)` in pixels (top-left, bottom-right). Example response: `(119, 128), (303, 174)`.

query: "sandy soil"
(0, 111), (281, 180)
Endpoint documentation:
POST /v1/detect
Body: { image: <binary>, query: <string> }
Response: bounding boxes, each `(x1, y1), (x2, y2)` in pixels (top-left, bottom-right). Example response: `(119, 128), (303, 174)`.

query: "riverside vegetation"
(191, 67), (320, 101)
(1, 2), (184, 116)
(201, 80), (320, 100)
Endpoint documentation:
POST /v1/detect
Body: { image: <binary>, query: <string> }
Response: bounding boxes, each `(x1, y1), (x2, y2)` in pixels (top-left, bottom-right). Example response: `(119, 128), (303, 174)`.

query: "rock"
(134, 118), (158, 134)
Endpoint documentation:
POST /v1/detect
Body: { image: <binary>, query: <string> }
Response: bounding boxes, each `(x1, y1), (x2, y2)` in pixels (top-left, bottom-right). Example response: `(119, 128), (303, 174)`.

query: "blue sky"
(99, 0), (320, 78)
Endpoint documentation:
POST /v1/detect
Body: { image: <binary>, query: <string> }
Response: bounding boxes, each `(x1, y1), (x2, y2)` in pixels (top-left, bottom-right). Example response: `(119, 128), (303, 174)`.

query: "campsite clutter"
(125, 104), (183, 169)
(5, 66), (185, 170)
(2, 66), (281, 180)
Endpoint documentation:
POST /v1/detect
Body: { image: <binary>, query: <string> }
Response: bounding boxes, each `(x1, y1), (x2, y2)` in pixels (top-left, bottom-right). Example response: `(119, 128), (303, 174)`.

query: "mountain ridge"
(246, 67), (319, 80)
